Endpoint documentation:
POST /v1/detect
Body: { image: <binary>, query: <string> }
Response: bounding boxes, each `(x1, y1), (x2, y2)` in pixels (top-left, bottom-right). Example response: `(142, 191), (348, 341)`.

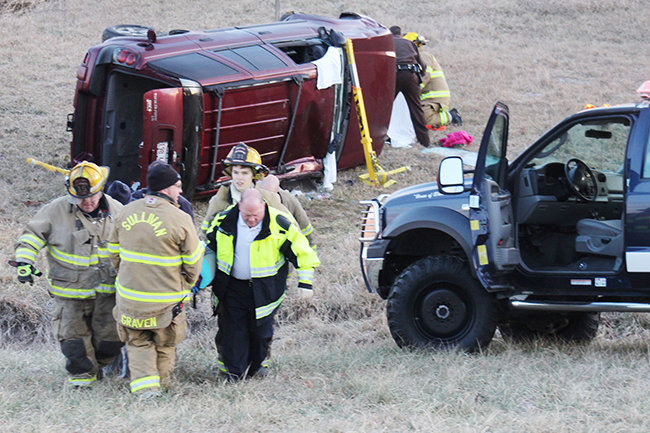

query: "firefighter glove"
(8, 261), (42, 285)
(299, 287), (314, 300)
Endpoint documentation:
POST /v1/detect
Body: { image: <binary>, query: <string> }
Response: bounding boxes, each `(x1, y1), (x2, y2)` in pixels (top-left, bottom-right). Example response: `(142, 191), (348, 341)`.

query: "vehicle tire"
(555, 312), (600, 342)
(386, 255), (498, 353)
(102, 25), (150, 42)
(499, 312), (600, 344)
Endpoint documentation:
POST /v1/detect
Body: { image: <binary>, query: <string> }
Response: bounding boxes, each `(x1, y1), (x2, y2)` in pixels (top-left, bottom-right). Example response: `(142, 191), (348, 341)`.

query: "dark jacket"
(206, 203), (319, 320)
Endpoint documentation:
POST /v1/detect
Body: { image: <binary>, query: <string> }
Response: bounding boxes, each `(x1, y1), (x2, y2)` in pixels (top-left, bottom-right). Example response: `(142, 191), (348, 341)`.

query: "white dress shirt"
(231, 213), (262, 280)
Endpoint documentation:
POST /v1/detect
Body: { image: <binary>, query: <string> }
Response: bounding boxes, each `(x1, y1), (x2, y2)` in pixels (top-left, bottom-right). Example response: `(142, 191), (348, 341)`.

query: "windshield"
(529, 117), (630, 173)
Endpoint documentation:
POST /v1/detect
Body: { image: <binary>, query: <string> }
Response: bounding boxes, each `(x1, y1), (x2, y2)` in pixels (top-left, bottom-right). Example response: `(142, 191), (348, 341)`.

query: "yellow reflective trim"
(96, 283), (115, 294)
(15, 247), (38, 262)
(116, 280), (190, 303)
(19, 233), (45, 249)
(69, 375), (97, 386)
(119, 247), (182, 266)
(477, 245), (489, 266)
(130, 375), (161, 393)
(182, 244), (205, 265)
(301, 224), (313, 237)
(421, 90), (450, 99)
(107, 242), (120, 253)
(470, 220), (480, 231)
(46, 245), (91, 267)
(256, 292), (285, 319)
(201, 220), (210, 232)
(48, 280), (96, 299)
(251, 258), (285, 278)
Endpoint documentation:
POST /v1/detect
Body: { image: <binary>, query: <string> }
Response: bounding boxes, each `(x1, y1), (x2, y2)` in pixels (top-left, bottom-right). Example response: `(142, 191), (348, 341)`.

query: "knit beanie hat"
(147, 162), (181, 192)
(106, 180), (132, 205)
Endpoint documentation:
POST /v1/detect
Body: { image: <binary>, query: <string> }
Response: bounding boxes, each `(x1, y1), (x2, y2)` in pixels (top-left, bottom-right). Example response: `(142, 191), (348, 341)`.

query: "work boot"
(138, 390), (162, 401)
(449, 108), (462, 126)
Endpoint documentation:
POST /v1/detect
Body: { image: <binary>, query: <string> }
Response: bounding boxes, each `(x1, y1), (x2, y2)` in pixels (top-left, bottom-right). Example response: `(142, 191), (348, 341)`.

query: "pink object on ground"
(439, 131), (474, 148)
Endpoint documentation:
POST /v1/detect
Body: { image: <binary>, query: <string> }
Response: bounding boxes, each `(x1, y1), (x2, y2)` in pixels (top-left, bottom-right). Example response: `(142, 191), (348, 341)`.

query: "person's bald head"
(257, 174), (280, 194)
(238, 188), (265, 227)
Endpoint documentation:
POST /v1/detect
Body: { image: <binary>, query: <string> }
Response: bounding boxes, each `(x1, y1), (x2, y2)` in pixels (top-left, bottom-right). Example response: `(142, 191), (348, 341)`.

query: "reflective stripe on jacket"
(109, 194), (203, 327)
(420, 50), (450, 106)
(206, 203), (320, 320)
(14, 194), (123, 299)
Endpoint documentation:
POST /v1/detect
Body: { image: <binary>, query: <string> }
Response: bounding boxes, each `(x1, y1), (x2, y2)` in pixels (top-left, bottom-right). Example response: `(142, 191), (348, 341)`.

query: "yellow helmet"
(221, 143), (269, 178)
(65, 161), (109, 198)
(403, 32), (428, 47)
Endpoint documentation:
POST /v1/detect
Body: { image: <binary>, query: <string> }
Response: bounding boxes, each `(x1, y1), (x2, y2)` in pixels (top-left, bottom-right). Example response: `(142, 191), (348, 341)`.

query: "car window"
(529, 117), (629, 173)
(148, 53), (239, 81)
(215, 45), (288, 71)
(483, 112), (508, 185)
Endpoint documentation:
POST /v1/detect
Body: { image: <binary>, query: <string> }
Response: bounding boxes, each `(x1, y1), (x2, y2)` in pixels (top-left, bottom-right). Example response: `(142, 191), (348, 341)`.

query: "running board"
(510, 300), (650, 313)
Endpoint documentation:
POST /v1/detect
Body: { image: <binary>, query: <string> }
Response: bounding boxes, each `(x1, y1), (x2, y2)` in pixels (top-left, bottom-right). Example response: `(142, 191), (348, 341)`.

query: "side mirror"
(438, 156), (465, 194)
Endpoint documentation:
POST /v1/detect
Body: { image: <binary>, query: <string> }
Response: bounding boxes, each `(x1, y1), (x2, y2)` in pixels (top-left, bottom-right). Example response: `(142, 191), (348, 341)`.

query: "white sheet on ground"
(387, 92), (416, 148)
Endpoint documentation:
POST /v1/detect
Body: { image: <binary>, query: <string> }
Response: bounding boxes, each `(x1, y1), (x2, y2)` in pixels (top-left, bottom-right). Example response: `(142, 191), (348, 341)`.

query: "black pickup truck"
(360, 81), (650, 352)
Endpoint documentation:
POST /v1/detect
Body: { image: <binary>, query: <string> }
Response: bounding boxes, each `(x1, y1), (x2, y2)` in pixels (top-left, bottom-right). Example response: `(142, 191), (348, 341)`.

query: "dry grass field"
(2, 0), (650, 431)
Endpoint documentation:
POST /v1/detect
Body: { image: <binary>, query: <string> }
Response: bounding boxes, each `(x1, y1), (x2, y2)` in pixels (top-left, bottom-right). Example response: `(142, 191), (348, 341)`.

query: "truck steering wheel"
(564, 158), (598, 202)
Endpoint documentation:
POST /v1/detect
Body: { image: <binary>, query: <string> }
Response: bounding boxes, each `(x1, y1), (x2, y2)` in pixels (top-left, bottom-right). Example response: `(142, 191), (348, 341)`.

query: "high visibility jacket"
(206, 203), (320, 320)
(201, 185), (290, 234)
(420, 50), (450, 108)
(14, 194), (123, 299)
(108, 194), (203, 329)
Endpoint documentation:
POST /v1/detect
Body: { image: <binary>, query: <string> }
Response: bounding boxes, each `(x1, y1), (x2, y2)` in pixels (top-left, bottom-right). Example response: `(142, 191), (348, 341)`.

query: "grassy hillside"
(2, 0), (650, 431)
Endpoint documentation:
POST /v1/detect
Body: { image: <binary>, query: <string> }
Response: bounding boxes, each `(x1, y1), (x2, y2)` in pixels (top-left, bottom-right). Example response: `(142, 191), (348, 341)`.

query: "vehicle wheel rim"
(415, 287), (470, 339)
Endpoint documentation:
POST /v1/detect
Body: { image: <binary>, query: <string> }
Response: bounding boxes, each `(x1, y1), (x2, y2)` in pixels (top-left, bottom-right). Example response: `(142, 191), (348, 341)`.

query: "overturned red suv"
(67, 12), (395, 199)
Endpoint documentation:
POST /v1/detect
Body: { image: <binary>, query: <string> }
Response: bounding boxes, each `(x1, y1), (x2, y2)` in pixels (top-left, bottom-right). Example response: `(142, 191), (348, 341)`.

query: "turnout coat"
(14, 194), (123, 299)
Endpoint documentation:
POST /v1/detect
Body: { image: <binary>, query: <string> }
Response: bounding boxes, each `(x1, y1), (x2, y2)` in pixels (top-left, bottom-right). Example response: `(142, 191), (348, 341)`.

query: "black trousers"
(219, 277), (274, 379)
(396, 70), (430, 147)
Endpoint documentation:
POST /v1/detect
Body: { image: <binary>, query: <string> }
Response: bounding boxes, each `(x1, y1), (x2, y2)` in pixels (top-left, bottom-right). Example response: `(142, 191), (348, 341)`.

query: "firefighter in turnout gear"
(205, 188), (320, 380)
(403, 32), (462, 129)
(257, 174), (315, 246)
(11, 161), (124, 389)
(109, 162), (203, 398)
(201, 143), (289, 235)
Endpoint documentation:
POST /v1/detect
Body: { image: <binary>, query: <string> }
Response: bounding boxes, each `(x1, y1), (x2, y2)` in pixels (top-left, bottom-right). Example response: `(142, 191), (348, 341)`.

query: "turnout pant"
(219, 277), (274, 379)
(423, 101), (450, 129)
(115, 311), (187, 394)
(51, 295), (123, 387)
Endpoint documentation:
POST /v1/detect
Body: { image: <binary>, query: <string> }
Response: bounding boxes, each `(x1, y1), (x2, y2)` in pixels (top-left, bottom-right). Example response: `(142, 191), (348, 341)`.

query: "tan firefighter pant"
(50, 295), (123, 387)
(423, 101), (450, 129)
(116, 310), (187, 394)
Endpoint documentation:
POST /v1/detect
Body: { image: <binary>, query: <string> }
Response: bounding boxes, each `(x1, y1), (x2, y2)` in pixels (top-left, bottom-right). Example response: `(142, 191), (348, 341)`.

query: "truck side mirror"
(438, 156), (465, 194)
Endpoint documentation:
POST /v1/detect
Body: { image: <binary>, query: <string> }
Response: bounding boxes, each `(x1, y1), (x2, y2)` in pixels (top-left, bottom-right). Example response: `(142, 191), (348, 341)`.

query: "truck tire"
(386, 255), (498, 353)
(499, 312), (600, 344)
(102, 25), (150, 42)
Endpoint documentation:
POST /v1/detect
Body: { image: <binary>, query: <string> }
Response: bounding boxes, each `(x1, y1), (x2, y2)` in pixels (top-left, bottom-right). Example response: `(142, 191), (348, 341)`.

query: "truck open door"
(469, 102), (520, 289)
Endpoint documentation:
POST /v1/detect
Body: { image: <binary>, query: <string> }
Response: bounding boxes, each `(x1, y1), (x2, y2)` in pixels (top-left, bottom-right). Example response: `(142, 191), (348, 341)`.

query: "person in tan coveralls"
(403, 32), (462, 130)
(11, 161), (123, 389)
(201, 143), (290, 236)
(109, 162), (203, 399)
(257, 174), (315, 246)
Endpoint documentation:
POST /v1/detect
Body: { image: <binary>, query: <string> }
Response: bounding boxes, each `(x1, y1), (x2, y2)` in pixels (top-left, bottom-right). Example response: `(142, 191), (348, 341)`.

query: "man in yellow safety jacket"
(205, 188), (319, 380)
(109, 162), (203, 398)
(11, 161), (124, 389)
(403, 32), (462, 129)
